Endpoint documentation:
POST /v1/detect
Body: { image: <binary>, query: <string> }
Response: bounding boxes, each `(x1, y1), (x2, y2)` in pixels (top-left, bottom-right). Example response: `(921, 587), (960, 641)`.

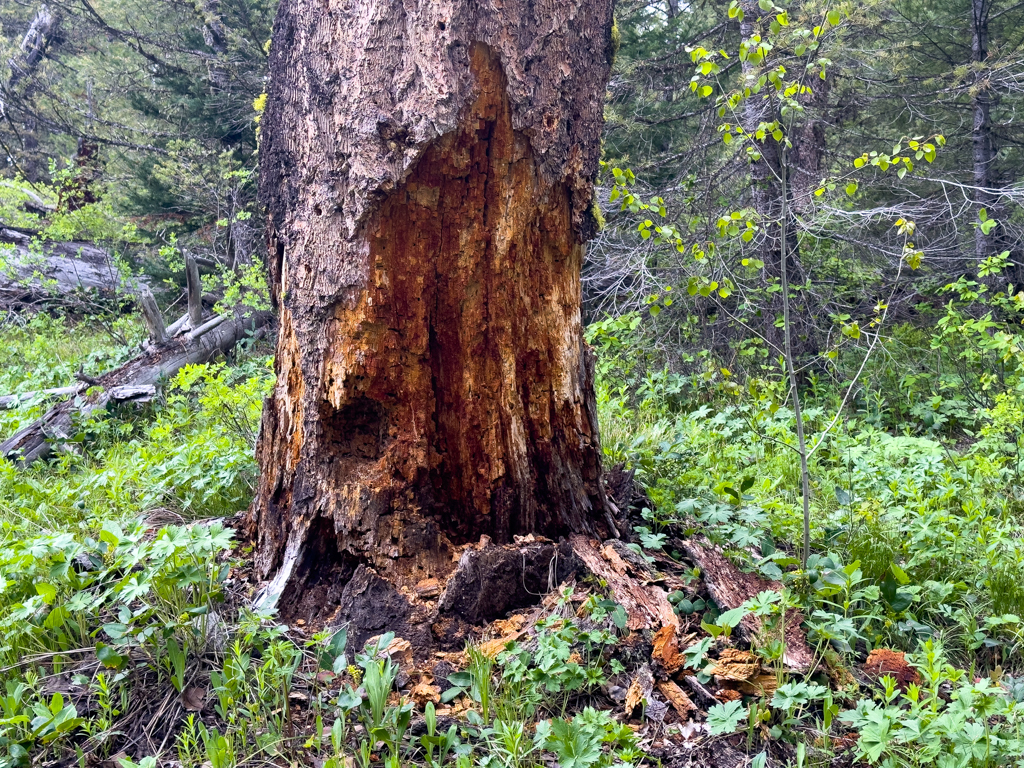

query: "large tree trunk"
(249, 0), (616, 614)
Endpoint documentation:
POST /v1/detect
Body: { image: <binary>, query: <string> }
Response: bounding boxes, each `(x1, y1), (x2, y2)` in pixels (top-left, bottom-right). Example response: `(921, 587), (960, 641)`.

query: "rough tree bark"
(248, 0), (616, 615)
(0, 5), (59, 122)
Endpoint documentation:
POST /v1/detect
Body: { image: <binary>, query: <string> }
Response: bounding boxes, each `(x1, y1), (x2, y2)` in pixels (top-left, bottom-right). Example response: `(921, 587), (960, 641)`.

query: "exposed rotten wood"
(570, 534), (678, 631)
(137, 285), (167, 344)
(678, 535), (814, 673)
(656, 680), (697, 719)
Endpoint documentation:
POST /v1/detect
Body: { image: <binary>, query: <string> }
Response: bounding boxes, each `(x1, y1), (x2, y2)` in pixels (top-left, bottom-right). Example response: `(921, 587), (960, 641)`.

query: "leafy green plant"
(199, 723), (236, 768)
(420, 702), (462, 768)
(707, 700), (747, 736)
(840, 641), (1024, 766)
(534, 707), (638, 768)
(496, 612), (618, 719)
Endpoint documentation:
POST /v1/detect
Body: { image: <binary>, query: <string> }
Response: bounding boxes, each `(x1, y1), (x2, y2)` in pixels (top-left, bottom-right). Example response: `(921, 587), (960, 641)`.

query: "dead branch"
(184, 252), (203, 327)
(0, 384), (84, 410)
(137, 285), (167, 343)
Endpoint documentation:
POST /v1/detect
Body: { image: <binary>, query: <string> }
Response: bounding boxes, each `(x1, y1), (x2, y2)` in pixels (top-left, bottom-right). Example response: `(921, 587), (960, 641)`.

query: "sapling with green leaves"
(606, 0), (945, 571)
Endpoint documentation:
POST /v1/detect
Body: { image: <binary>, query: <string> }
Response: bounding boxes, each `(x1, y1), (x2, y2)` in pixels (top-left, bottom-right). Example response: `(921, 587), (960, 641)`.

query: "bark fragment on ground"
(678, 535), (814, 673)
(569, 534), (678, 631)
(656, 679), (697, 718)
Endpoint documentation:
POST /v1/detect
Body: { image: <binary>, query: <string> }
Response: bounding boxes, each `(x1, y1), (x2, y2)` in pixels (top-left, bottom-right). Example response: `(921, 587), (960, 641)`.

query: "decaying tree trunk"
(249, 0), (616, 614)
(1, 5), (60, 181)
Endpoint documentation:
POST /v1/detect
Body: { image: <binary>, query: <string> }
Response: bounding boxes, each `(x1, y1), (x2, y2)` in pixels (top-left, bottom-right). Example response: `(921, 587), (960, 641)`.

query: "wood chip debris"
(655, 680), (697, 718)
(625, 664), (655, 717)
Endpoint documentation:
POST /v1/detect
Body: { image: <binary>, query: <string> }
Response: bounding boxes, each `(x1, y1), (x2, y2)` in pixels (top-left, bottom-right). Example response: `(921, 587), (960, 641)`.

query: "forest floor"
(1, 312), (1023, 768)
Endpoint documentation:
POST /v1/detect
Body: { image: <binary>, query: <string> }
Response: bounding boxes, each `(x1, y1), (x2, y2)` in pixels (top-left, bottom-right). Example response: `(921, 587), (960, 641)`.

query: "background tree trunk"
(249, 0), (616, 615)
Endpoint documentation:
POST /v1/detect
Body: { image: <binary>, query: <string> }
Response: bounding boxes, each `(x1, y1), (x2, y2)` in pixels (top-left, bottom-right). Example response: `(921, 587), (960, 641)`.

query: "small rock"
(603, 683), (627, 703)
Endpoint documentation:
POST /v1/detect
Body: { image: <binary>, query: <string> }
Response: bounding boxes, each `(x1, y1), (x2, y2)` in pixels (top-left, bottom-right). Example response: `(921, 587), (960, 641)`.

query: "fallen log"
(0, 227), (138, 305)
(0, 310), (271, 464)
(677, 535), (814, 674)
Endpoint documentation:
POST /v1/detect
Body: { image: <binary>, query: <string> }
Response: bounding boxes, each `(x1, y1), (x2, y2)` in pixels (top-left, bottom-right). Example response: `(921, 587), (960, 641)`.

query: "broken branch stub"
(185, 252), (203, 327)
(137, 285), (167, 344)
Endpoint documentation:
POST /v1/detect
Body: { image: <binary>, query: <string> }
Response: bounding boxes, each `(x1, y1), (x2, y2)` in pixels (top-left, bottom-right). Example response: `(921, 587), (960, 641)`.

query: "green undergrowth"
(0, 313), (143, 441)
(590, 310), (1024, 669)
(0, 523), (646, 768)
(3, 308), (1024, 767)
(0, 314), (272, 538)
